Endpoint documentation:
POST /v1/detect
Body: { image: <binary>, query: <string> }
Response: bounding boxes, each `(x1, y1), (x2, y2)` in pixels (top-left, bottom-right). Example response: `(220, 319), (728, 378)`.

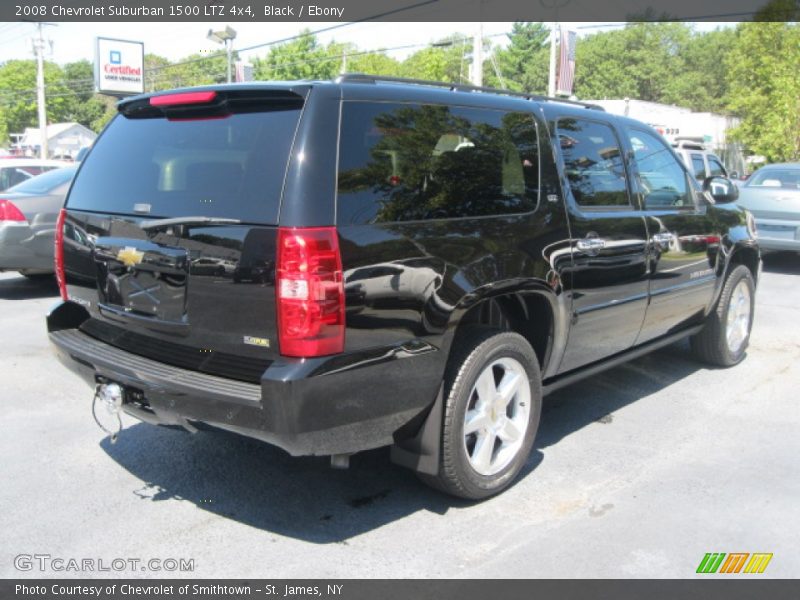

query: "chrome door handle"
(652, 232), (674, 245)
(576, 238), (606, 252)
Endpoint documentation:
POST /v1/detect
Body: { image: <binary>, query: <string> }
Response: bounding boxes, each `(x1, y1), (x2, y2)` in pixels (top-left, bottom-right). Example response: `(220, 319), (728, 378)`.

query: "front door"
(554, 116), (650, 373)
(623, 127), (719, 342)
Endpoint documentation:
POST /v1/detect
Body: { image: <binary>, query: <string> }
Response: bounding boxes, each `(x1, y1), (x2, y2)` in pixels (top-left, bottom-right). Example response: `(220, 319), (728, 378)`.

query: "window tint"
(629, 129), (694, 209)
(337, 102), (539, 224)
(7, 166), (77, 194)
(708, 156), (726, 177)
(66, 106), (303, 223)
(690, 154), (707, 180)
(556, 118), (629, 207)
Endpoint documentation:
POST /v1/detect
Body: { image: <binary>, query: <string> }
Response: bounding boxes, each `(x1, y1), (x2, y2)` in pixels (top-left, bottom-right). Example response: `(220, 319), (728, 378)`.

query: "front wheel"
(421, 329), (542, 500)
(691, 264), (755, 367)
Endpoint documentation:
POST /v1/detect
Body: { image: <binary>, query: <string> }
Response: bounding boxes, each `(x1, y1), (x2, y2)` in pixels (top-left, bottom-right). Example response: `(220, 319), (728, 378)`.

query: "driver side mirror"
(703, 176), (739, 204)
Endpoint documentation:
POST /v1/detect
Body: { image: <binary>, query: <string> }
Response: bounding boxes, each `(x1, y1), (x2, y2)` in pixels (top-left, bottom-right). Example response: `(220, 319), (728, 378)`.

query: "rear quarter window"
(336, 102), (540, 224)
(66, 106), (302, 223)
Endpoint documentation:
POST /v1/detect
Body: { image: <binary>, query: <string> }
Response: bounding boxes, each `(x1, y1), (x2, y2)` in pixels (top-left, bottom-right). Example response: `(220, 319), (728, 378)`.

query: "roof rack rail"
(335, 73), (605, 111)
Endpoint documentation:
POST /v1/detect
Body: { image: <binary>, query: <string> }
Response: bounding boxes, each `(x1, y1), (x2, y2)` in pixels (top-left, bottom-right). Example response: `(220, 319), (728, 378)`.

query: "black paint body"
(48, 81), (759, 459)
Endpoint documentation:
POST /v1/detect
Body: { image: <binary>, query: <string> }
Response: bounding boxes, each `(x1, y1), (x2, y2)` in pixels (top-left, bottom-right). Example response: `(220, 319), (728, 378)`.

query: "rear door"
(623, 127), (719, 342)
(554, 116), (650, 373)
(61, 88), (307, 383)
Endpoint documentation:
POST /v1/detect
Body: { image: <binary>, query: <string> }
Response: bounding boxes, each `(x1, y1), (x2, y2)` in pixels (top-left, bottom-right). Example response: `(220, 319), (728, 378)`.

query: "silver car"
(735, 163), (800, 254)
(0, 166), (77, 277)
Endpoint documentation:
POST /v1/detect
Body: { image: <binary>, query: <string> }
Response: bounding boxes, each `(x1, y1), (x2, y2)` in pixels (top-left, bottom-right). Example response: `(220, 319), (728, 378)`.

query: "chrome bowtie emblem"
(117, 246), (144, 267)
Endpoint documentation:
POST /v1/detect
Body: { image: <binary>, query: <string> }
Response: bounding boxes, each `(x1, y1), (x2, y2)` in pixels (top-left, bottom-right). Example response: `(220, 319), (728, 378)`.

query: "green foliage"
(0, 60), (72, 135)
(488, 22), (550, 93)
(0, 107), (8, 146)
(726, 22), (800, 162)
(575, 22), (694, 102)
(346, 50), (402, 77)
(667, 28), (736, 112)
(253, 30), (339, 80)
(400, 34), (469, 82)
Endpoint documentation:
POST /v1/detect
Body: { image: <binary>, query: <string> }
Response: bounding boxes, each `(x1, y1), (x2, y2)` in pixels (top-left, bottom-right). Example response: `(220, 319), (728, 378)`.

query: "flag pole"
(548, 22), (557, 97)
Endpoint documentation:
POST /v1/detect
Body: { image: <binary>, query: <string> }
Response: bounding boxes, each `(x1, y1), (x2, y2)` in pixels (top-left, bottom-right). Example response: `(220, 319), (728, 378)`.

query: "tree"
(158, 52), (229, 88)
(0, 107), (8, 146)
(488, 22), (550, 93)
(401, 34), (469, 82)
(726, 22), (800, 162)
(346, 49), (402, 77)
(253, 30), (337, 80)
(58, 60), (114, 131)
(575, 22), (694, 103)
(143, 53), (173, 92)
(0, 60), (72, 135)
(666, 28), (736, 112)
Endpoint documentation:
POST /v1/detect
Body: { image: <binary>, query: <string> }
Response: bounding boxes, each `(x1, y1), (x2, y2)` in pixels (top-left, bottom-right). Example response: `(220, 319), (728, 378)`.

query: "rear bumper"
(754, 218), (800, 252)
(48, 302), (442, 456)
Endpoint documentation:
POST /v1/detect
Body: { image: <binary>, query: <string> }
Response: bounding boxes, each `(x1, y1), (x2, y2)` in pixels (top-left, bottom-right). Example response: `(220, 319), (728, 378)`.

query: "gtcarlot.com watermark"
(14, 553), (194, 573)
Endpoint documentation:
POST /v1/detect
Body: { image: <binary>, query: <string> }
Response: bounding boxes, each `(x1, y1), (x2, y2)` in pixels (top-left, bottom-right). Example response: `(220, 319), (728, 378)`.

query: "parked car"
(735, 162), (800, 254)
(672, 139), (729, 182)
(0, 159), (69, 192)
(47, 76), (759, 499)
(0, 165), (78, 277)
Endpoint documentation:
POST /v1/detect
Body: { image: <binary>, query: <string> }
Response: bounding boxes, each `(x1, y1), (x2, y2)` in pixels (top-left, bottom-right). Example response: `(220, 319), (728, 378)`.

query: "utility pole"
(547, 23), (558, 97)
(472, 22), (483, 86)
(33, 22), (49, 159)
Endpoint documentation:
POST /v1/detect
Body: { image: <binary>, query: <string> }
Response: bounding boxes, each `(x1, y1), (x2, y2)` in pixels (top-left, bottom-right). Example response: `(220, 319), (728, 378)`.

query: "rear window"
(748, 168), (800, 189)
(0, 165), (56, 191)
(8, 166), (77, 195)
(66, 106), (302, 223)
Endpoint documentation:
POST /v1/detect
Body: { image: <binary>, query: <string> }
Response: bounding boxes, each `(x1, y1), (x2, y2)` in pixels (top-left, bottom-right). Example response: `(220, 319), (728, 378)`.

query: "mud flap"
(390, 384), (443, 476)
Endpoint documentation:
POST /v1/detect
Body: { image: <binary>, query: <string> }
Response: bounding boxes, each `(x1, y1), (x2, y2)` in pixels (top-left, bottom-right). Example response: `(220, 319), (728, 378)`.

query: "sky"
(0, 21), (732, 66)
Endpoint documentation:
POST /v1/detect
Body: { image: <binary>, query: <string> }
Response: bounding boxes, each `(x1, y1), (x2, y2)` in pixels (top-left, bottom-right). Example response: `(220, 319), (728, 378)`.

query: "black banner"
(3, 0), (798, 23)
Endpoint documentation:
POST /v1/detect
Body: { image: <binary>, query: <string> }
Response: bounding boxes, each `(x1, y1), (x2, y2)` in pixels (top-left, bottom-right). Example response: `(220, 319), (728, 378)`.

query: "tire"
(420, 328), (542, 500)
(691, 264), (755, 367)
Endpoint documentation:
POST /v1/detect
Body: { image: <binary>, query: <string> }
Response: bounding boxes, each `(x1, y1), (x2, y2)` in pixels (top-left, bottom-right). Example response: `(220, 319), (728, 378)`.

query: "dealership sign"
(95, 37), (144, 95)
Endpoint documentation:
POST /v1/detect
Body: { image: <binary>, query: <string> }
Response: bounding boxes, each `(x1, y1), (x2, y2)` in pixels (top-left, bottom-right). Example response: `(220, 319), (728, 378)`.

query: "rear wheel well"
(453, 294), (553, 373)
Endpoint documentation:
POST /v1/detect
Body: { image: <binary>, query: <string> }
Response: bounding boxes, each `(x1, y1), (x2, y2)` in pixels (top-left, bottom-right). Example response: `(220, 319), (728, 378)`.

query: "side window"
(629, 129), (695, 209)
(556, 118), (629, 208)
(690, 154), (707, 180)
(708, 156), (726, 177)
(336, 102), (539, 224)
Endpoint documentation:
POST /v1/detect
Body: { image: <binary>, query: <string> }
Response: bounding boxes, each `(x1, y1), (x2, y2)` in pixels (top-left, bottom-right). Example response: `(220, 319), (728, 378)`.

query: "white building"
(17, 122), (97, 159)
(584, 99), (746, 174)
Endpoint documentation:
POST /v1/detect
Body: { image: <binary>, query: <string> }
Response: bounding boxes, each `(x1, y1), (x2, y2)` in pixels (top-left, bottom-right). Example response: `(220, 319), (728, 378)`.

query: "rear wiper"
(141, 216), (242, 229)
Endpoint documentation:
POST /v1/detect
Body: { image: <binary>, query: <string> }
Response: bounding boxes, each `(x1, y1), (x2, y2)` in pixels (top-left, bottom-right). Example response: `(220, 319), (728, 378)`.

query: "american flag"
(557, 27), (577, 96)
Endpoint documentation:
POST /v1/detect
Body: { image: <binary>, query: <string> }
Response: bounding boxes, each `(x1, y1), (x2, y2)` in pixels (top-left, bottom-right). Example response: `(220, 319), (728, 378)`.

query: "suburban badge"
(243, 336), (270, 348)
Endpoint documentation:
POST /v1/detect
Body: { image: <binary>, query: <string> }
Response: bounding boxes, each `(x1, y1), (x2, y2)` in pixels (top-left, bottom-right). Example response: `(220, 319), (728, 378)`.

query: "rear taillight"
(55, 208), (68, 300)
(0, 199), (27, 222)
(276, 227), (345, 358)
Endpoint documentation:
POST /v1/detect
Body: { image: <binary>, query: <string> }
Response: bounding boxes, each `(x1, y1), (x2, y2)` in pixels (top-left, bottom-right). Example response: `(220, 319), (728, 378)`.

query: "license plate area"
(94, 238), (189, 324)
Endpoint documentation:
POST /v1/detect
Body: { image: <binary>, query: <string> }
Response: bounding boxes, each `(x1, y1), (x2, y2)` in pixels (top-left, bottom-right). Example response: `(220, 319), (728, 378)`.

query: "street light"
(207, 26), (237, 83)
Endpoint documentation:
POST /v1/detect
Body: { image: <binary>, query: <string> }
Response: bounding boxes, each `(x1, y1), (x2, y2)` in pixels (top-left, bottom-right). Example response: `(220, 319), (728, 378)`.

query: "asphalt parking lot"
(2, 255), (799, 579)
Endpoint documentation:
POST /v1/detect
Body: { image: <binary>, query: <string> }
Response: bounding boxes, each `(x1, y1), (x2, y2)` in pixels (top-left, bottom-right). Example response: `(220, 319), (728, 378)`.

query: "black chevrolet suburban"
(48, 75), (760, 499)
